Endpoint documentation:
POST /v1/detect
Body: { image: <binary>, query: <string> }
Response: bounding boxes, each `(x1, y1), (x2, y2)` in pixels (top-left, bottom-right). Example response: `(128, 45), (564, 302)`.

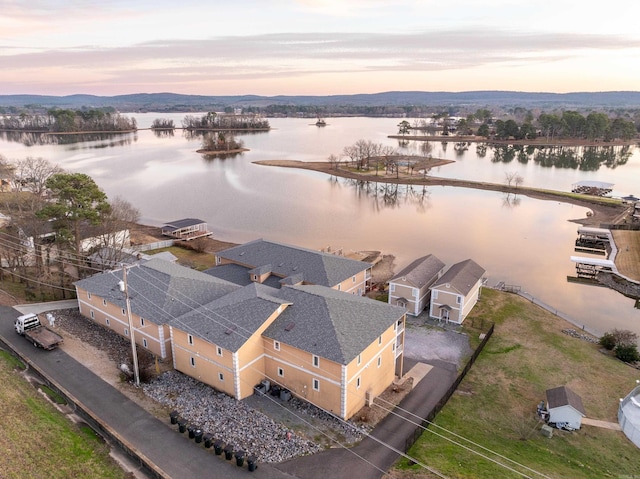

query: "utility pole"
(119, 265), (140, 387)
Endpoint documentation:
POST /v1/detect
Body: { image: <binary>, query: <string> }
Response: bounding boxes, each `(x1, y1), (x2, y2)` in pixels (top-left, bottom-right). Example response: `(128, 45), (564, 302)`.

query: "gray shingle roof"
(74, 258), (240, 325)
(432, 259), (485, 296)
(216, 239), (371, 288)
(162, 218), (206, 231)
(390, 254), (445, 287)
(546, 386), (586, 415)
(203, 263), (284, 288)
(263, 285), (406, 364)
(169, 283), (291, 352)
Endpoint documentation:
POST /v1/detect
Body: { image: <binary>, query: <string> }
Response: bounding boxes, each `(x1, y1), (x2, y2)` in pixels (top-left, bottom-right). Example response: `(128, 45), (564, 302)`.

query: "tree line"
(0, 156), (139, 300)
(0, 108), (137, 133)
(181, 112), (270, 130)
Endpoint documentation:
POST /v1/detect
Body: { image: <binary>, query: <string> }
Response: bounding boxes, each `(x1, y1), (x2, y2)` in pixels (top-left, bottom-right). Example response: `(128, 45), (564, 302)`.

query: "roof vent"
(239, 252), (245, 256)
(284, 322), (295, 331)
(224, 326), (237, 335)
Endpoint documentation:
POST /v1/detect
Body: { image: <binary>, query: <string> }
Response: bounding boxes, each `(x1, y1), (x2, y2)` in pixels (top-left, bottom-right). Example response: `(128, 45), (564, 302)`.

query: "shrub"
(614, 344), (640, 363)
(599, 332), (616, 350)
(599, 332), (616, 351)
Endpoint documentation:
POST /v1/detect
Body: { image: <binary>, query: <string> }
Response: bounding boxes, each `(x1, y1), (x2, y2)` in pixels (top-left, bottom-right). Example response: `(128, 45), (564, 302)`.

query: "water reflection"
(331, 176), (432, 212)
(490, 144), (632, 171)
(0, 130), (135, 148)
(152, 129), (175, 138)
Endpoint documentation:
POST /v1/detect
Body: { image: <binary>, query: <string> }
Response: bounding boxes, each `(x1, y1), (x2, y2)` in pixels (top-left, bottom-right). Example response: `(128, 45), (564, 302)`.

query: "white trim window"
(217, 346), (223, 356)
(278, 367), (284, 377)
(190, 357), (196, 367)
(143, 338), (148, 348)
(218, 372), (224, 381)
(140, 317), (145, 327)
(274, 340), (280, 351)
(105, 318), (110, 327)
(124, 328), (129, 337)
(188, 334), (194, 345)
(456, 295), (462, 304)
(90, 310), (95, 319)
(356, 376), (361, 389)
(87, 292), (92, 299)
(357, 354), (362, 365)
(312, 378), (320, 391)
(312, 355), (320, 368)
(102, 299), (107, 306)
(121, 308), (126, 316)
(389, 284), (395, 293)
(377, 357), (382, 368)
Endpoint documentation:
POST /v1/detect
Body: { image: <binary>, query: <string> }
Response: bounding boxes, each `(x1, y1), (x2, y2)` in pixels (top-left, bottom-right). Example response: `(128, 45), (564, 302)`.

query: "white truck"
(14, 313), (64, 350)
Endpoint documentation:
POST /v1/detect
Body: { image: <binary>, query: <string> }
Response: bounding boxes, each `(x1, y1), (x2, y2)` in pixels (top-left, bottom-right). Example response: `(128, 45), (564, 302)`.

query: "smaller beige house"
(388, 254), (445, 316)
(429, 259), (485, 324)
(546, 386), (586, 430)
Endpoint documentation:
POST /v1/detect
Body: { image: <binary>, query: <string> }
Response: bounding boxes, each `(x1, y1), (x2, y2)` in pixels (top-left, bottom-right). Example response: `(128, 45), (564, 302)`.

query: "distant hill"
(2, 91), (640, 112)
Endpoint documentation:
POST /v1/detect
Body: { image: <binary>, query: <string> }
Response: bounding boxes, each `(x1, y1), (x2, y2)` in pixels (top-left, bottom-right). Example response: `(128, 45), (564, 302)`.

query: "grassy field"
(0, 351), (128, 479)
(394, 289), (640, 479)
(146, 245), (219, 270)
(612, 230), (640, 281)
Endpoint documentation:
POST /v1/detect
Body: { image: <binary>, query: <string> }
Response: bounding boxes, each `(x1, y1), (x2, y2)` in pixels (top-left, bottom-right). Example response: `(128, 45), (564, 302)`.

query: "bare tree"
(505, 171), (524, 188)
(11, 157), (64, 197)
(327, 154), (340, 170)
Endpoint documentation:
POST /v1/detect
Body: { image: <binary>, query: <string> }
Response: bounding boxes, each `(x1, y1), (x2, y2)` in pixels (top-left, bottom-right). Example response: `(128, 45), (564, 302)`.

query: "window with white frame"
(352, 275), (356, 283)
(392, 342), (395, 352)
(102, 299), (107, 306)
(377, 357), (382, 368)
(87, 292), (92, 299)
(274, 340), (280, 351)
(121, 308), (126, 315)
(143, 338), (148, 348)
(124, 328), (129, 336)
(140, 317), (145, 327)
(188, 334), (194, 345)
(217, 346), (223, 356)
(218, 372), (224, 381)
(356, 376), (361, 389)
(312, 355), (319, 367)
(90, 310), (95, 319)
(105, 318), (110, 327)
(312, 378), (320, 391)
(337, 284), (341, 291)
(432, 290), (438, 299)
(278, 367), (284, 377)
(190, 357), (195, 367)
(413, 288), (418, 298)
(357, 353), (361, 365)
(378, 335), (382, 345)
(456, 295), (462, 304)
(389, 284), (395, 292)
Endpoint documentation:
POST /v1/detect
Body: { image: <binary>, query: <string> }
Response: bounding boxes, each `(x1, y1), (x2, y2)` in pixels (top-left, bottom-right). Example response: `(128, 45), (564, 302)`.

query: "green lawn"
(395, 289), (640, 479)
(0, 352), (128, 479)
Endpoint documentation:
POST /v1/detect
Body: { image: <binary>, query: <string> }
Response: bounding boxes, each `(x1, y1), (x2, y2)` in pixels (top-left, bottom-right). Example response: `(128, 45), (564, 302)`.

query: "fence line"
(131, 240), (175, 252)
(404, 322), (495, 452)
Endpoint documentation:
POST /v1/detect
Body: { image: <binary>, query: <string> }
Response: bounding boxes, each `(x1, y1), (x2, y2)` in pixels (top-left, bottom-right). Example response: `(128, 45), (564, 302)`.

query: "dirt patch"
(351, 378), (415, 428)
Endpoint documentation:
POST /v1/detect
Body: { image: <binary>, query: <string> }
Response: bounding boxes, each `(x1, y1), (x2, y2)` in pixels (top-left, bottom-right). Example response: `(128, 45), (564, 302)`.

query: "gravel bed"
(143, 371), (324, 463)
(51, 308), (366, 463)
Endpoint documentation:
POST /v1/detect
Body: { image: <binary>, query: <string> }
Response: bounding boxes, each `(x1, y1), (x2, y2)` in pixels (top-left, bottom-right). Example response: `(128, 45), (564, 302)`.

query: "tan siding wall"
(76, 287), (170, 359)
(171, 326), (236, 397)
(389, 281), (418, 313)
(236, 308), (286, 399)
(336, 269), (368, 295)
(264, 339), (344, 417)
(344, 323), (397, 419)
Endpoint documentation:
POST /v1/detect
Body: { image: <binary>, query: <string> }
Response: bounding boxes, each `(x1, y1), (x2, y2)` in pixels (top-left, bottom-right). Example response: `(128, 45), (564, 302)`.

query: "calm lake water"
(2, 114), (640, 337)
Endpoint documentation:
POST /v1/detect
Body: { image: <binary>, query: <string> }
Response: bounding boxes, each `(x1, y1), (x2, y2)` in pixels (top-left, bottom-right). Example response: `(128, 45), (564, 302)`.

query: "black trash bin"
(203, 433), (214, 448)
(178, 419), (188, 433)
(235, 450), (245, 467)
(224, 445), (234, 461)
(247, 456), (258, 472)
(170, 410), (179, 424)
(194, 428), (203, 443)
(213, 440), (224, 455)
(187, 424), (196, 439)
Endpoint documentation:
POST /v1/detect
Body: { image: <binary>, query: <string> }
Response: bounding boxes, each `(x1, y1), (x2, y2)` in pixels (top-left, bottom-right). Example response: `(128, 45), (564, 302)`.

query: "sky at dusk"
(2, 0), (640, 96)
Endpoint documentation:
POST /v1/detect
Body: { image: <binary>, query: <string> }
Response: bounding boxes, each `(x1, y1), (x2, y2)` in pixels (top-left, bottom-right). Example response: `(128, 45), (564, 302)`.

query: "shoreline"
(388, 134), (639, 147)
(253, 159), (628, 227)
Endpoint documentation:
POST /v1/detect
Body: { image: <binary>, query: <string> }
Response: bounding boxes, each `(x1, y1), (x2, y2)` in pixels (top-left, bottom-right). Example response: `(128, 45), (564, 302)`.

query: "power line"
(118, 262), (549, 478)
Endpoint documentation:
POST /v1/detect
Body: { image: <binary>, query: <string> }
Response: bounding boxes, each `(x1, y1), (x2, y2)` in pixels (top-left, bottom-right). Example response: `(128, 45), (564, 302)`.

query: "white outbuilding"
(546, 386), (586, 430)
